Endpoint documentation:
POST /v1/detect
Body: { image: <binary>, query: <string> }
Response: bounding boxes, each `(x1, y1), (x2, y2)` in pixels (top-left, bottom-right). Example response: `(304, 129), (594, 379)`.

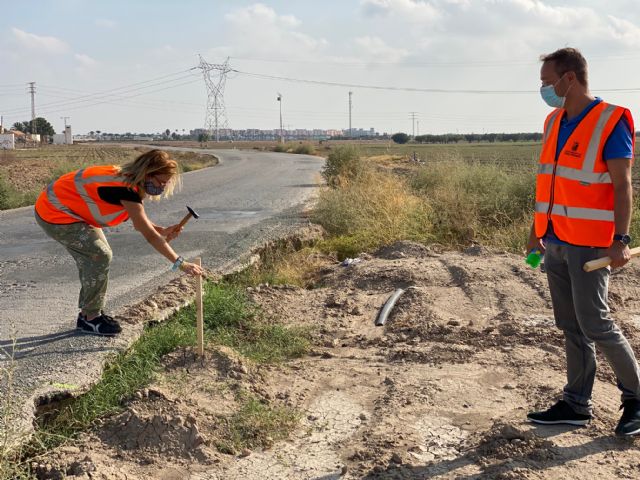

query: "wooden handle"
(583, 246), (640, 272)
(195, 257), (204, 356)
(176, 212), (193, 230)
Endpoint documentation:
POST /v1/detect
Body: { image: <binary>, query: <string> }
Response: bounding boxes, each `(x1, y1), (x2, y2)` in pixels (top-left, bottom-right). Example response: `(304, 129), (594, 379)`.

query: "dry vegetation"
(0, 144), (217, 210)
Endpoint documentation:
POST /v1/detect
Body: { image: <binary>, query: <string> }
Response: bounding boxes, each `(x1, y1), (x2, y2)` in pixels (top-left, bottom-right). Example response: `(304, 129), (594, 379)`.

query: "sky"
(3, 0), (640, 135)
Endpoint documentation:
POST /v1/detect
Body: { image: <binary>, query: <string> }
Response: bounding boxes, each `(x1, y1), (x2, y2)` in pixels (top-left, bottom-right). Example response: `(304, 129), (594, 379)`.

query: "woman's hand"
(154, 224), (184, 242)
(180, 261), (204, 276)
(163, 224), (184, 242)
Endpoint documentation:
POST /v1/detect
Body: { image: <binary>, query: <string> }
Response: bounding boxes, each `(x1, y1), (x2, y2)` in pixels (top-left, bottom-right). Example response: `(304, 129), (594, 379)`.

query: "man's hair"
(540, 48), (588, 86)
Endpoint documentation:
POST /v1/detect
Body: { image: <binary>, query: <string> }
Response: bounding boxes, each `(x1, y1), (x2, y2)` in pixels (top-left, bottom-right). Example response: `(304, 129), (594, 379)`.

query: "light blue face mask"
(144, 180), (165, 196)
(540, 74), (568, 108)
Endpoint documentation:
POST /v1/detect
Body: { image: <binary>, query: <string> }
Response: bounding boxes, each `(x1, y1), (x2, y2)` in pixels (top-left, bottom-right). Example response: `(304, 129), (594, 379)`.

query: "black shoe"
(76, 312), (86, 329)
(615, 399), (640, 437)
(77, 313), (122, 336)
(527, 400), (592, 426)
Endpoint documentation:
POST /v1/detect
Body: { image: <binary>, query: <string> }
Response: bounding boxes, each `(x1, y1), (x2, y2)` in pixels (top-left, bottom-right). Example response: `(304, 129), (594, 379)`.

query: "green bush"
(411, 159), (536, 249)
(273, 143), (288, 153)
(313, 166), (431, 258)
(293, 143), (315, 155)
(321, 145), (364, 187)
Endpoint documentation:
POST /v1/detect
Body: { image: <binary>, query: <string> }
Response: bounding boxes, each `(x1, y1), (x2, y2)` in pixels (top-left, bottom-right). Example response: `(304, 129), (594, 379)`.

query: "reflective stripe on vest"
(72, 169), (127, 226)
(535, 202), (614, 222)
(44, 180), (85, 222)
(39, 166), (132, 227)
(539, 103), (618, 186)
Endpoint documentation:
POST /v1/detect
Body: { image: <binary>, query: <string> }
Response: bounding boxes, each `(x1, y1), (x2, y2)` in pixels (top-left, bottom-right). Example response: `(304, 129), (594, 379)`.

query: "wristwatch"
(614, 233), (632, 246)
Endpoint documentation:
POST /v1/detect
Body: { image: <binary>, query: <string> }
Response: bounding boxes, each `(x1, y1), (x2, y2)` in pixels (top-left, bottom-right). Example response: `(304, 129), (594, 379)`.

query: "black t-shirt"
(97, 186), (142, 205)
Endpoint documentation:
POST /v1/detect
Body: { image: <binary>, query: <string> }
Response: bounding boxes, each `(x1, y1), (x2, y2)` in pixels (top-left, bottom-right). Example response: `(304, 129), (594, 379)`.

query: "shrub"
(313, 166), (431, 258)
(391, 132), (410, 144)
(411, 158), (536, 249)
(293, 143), (315, 155)
(321, 145), (364, 187)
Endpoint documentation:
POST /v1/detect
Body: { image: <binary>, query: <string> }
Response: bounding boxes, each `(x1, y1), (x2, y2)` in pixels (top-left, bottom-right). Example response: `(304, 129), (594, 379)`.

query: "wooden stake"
(583, 246), (640, 272)
(195, 257), (204, 356)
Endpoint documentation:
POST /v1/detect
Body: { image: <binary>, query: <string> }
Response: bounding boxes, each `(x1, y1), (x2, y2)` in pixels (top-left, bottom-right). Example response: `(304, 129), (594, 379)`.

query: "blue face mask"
(540, 74), (569, 108)
(144, 180), (165, 196)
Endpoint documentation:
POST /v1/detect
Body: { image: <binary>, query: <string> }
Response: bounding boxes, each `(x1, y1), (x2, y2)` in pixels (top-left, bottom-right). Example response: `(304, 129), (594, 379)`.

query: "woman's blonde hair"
(118, 149), (181, 199)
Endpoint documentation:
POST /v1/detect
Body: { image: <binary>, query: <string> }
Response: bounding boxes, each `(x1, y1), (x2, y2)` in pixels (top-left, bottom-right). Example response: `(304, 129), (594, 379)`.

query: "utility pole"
(348, 91), (353, 138)
(417, 119), (420, 136)
(60, 116), (70, 129)
(28, 82), (36, 135)
(277, 93), (283, 143)
(409, 111), (419, 138)
(196, 55), (232, 142)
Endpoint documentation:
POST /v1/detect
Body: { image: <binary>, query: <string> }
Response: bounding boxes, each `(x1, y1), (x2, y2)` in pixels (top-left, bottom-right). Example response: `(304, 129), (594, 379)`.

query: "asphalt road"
(0, 147), (323, 440)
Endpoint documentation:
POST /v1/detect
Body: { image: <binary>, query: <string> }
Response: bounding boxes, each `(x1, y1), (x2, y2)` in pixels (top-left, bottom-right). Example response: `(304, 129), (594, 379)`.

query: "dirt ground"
(32, 241), (640, 479)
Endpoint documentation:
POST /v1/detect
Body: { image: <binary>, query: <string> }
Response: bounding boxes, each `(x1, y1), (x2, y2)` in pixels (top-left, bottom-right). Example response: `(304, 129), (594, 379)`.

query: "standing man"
(526, 47), (640, 436)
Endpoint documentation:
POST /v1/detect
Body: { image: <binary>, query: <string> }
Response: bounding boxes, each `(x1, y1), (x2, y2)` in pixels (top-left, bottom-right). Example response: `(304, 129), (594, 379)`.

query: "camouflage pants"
(35, 212), (112, 317)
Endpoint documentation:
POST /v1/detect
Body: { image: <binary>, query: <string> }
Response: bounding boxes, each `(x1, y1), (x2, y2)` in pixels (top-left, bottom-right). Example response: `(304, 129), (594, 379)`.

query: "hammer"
(176, 206), (200, 230)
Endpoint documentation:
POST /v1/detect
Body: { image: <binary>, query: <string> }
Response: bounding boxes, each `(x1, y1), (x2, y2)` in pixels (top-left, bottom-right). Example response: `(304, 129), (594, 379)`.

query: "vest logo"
(564, 141), (582, 158)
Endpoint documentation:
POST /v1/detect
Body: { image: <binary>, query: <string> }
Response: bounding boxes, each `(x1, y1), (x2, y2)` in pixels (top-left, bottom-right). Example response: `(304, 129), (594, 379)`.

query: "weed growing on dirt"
(29, 319), (196, 455)
(321, 145), (364, 187)
(217, 392), (299, 453)
(272, 142), (316, 155)
(411, 159), (536, 250)
(230, 246), (332, 288)
(0, 175), (29, 210)
(313, 166), (431, 259)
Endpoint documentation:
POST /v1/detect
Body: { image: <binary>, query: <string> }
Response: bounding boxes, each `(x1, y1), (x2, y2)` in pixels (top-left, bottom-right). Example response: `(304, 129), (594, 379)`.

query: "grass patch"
(230, 244), (332, 288)
(175, 282), (310, 363)
(217, 393), (299, 453)
(410, 159), (536, 250)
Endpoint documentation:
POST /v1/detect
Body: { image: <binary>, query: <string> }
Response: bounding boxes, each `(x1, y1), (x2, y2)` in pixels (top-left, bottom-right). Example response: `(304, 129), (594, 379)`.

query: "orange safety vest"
(35, 165), (137, 228)
(534, 101), (634, 248)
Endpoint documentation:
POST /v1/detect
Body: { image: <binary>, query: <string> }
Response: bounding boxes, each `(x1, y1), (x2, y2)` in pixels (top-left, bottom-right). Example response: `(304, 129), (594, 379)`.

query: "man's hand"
(526, 223), (545, 255)
(606, 242), (631, 269)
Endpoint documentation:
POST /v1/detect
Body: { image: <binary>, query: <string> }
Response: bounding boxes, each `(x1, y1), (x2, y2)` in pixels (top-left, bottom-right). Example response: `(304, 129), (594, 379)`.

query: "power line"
(1, 69), (197, 116)
(233, 69), (640, 95)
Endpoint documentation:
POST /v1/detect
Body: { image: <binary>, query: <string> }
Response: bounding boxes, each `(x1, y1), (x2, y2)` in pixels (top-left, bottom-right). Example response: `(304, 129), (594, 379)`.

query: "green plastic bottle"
(526, 249), (543, 269)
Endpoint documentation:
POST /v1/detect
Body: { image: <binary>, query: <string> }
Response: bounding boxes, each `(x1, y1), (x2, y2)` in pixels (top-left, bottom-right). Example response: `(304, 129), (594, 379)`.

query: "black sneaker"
(615, 399), (640, 437)
(77, 313), (122, 336)
(527, 400), (592, 426)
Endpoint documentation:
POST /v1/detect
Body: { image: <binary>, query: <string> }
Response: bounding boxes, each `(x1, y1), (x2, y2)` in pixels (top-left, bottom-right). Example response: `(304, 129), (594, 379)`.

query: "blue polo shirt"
(544, 97), (634, 245)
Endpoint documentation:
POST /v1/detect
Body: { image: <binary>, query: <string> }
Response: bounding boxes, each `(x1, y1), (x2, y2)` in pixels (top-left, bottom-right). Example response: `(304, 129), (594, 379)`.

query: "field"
(0, 144), (217, 210)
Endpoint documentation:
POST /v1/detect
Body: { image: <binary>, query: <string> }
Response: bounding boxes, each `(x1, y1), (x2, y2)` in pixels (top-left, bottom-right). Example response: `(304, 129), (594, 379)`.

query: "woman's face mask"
(144, 180), (165, 196)
(144, 174), (171, 196)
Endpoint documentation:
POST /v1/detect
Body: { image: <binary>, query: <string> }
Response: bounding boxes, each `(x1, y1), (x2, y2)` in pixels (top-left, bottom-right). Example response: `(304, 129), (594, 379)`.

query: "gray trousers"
(545, 243), (640, 415)
(35, 212), (112, 318)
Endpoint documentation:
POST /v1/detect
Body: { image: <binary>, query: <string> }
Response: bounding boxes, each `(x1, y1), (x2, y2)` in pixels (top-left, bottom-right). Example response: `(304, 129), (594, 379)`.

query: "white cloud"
(607, 15), (640, 48)
(360, 0), (441, 23)
(355, 36), (409, 62)
(223, 3), (327, 58)
(225, 3), (301, 28)
(95, 18), (117, 29)
(11, 27), (69, 54)
(74, 53), (98, 68)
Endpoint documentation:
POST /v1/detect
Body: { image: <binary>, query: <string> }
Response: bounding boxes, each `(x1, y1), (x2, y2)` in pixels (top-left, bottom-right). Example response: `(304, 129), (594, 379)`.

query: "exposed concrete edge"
(8, 223), (325, 452)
